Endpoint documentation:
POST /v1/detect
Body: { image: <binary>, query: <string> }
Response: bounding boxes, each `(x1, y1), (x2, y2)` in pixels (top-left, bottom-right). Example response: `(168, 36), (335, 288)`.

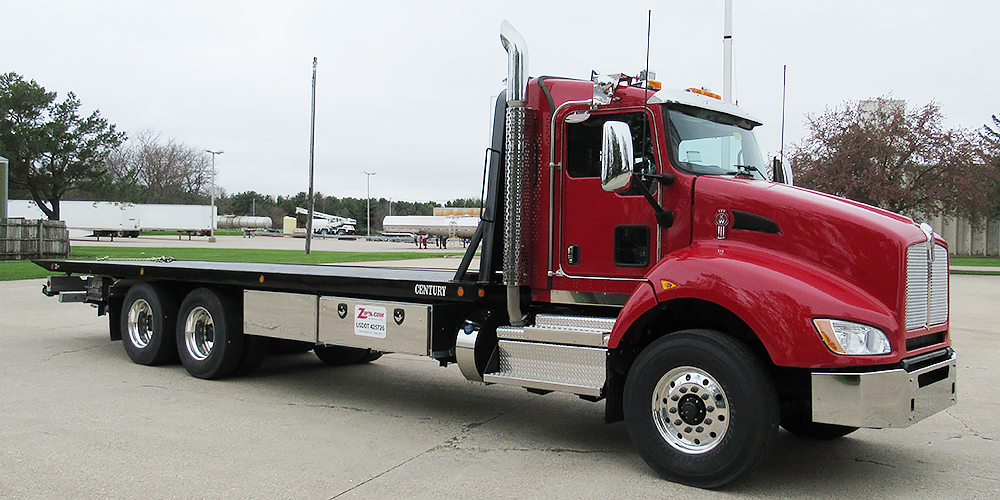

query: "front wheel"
(623, 330), (778, 488)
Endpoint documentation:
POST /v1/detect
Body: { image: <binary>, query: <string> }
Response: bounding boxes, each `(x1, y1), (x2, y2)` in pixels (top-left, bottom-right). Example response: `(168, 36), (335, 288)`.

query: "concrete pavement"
(0, 272), (997, 498)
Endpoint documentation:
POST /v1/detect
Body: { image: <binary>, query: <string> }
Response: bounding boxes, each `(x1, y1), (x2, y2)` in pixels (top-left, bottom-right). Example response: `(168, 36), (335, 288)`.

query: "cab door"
(552, 110), (659, 298)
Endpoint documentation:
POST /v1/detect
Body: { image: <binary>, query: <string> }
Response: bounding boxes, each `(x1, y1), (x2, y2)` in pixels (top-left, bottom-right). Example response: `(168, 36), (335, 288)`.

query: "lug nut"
(696, 426), (704, 433)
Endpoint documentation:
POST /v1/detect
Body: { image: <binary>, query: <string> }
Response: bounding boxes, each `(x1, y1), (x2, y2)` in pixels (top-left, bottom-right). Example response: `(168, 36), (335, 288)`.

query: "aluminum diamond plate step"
(496, 314), (615, 347)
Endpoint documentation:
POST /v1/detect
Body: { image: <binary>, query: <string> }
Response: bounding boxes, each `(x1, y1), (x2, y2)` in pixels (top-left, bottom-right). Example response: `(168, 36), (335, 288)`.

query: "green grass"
(950, 256), (1000, 267)
(0, 246), (462, 281)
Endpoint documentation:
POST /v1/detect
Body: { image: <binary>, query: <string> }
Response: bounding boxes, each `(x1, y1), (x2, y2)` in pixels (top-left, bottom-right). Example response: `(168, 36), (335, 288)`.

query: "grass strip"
(950, 256), (1000, 267)
(0, 246), (461, 281)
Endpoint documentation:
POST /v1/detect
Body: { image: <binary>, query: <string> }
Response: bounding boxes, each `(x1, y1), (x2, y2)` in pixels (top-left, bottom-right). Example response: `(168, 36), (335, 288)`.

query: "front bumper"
(811, 349), (957, 428)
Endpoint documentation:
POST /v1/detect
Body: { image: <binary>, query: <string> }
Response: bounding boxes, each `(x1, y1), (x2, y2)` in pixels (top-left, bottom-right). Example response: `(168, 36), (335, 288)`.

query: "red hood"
(691, 176), (935, 312)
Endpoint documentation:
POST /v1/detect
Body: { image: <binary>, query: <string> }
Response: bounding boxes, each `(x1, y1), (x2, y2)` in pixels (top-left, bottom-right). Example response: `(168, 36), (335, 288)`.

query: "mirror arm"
(632, 175), (674, 228)
(640, 172), (675, 186)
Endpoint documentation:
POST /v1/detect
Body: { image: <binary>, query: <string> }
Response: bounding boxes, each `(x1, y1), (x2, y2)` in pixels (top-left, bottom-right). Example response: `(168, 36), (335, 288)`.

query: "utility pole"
(306, 57), (318, 254)
(204, 150), (224, 242)
(0, 156), (8, 219)
(723, 0), (734, 103)
(362, 171), (376, 237)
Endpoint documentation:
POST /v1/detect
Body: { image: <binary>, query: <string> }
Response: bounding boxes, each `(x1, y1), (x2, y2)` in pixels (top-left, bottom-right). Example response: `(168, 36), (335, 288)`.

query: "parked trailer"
(36, 22), (956, 488)
(382, 215), (479, 248)
(8, 200), (215, 238)
(217, 215), (273, 230)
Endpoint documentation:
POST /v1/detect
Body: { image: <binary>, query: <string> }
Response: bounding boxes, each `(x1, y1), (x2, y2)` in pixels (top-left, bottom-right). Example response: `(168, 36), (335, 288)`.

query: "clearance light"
(646, 80), (662, 90)
(687, 87), (721, 100)
(814, 319), (892, 356)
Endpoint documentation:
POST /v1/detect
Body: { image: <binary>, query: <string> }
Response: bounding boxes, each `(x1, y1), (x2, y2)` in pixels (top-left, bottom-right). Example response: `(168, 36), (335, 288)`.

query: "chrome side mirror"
(601, 121), (633, 192)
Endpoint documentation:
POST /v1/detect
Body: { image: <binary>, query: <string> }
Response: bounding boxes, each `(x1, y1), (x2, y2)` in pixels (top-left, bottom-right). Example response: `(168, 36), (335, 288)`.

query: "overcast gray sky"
(5, 0), (999, 204)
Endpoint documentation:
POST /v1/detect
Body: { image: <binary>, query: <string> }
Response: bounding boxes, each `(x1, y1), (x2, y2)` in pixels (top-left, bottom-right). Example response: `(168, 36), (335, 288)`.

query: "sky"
(5, 0), (999, 205)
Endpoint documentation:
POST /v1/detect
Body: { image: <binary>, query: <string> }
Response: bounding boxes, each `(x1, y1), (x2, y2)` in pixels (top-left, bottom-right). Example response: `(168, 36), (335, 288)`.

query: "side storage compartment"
(318, 296), (432, 356)
(244, 290), (319, 343)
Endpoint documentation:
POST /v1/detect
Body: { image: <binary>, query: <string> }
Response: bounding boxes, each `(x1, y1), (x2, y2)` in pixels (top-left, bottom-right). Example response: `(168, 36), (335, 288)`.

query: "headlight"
(813, 319), (892, 355)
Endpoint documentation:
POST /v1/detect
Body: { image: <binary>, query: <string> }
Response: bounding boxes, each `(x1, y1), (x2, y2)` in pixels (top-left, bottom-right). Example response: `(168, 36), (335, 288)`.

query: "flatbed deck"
(35, 259), (497, 304)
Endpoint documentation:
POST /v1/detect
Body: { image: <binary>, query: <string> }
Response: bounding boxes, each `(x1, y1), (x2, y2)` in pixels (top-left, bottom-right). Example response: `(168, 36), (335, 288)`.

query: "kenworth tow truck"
(36, 22), (956, 488)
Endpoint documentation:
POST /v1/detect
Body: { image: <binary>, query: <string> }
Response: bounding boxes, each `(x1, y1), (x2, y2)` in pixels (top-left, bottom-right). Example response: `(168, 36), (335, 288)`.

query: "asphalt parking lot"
(1, 242), (997, 498)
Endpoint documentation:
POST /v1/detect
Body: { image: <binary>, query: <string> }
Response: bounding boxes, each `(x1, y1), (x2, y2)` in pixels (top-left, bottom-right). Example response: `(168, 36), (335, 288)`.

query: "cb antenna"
(641, 10), (652, 174)
(780, 64), (787, 166)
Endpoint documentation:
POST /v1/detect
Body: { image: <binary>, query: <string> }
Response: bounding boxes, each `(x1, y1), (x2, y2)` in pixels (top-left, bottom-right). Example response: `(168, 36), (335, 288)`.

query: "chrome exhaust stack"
(500, 21), (529, 327)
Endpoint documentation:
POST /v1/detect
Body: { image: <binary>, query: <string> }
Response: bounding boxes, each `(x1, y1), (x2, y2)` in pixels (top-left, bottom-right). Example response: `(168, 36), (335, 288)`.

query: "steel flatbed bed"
(35, 259), (499, 304)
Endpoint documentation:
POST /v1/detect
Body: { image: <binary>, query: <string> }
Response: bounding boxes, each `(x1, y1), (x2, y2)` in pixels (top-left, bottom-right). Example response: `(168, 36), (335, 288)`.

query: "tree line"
(3, 72), (1000, 229)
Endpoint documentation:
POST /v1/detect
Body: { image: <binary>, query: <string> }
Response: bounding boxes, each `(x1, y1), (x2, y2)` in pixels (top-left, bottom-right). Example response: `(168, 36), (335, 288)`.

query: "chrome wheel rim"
(127, 299), (154, 348)
(652, 366), (730, 454)
(184, 306), (215, 360)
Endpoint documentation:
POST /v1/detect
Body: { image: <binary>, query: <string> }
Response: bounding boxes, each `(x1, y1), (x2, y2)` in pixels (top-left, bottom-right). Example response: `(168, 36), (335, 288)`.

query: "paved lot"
(0, 269), (997, 498)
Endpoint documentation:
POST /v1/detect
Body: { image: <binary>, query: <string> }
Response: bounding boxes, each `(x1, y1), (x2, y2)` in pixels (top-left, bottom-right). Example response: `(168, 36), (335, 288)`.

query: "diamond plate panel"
(534, 314), (616, 332)
(493, 340), (606, 391)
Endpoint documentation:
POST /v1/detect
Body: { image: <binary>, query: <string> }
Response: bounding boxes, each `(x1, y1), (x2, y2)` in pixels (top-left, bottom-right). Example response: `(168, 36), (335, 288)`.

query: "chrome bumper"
(811, 349), (957, 428)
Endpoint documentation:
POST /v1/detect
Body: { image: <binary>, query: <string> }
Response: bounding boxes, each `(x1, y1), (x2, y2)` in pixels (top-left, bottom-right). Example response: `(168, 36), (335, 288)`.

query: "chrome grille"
(905, 243), (949, 330)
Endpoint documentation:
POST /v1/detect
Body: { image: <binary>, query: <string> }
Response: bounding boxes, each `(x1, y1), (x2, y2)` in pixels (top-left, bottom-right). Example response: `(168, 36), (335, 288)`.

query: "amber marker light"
(457, 287), (465, 297)
(687, 87), (722, 100)
(478, 288), (485, 298)
(259, 275), (265, 283)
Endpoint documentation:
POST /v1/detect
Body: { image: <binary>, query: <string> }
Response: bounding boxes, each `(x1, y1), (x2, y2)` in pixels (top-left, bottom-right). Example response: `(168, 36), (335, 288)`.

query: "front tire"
(176, 288), (245, 379)
(121, 282), (178, 365)
(623, 330), (778, 488)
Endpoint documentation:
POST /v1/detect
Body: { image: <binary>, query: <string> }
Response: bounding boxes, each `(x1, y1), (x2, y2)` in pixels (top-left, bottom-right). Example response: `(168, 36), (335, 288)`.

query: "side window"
(565, 112), (657, 195)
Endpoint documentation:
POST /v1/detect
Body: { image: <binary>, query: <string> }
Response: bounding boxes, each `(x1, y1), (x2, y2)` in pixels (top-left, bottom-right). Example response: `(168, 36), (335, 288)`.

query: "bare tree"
(100, 130), (212, 204)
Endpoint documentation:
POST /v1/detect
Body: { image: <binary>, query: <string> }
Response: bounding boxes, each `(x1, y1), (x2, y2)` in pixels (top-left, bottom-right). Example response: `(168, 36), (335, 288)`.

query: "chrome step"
(496, 314), (614, 347)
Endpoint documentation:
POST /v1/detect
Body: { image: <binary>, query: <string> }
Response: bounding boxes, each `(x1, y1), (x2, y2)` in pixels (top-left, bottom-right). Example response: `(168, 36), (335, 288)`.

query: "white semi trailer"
(7, 200), (216, 238)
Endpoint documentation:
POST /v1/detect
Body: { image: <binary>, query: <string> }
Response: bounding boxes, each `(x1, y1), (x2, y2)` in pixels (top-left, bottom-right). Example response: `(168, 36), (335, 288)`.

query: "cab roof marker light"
(687, 87), (722, 100)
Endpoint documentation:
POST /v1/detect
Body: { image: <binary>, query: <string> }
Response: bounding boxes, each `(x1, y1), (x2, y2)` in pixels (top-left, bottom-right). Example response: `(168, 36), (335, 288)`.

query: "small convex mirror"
(772, 157), (794, 185)
(601, 121), (634, 192)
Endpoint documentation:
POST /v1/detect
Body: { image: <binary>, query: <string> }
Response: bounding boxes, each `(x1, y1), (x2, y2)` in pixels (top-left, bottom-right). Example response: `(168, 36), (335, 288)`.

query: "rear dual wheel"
(176, 288), (267, 379)
(623, 330), (779, 488)
(121, 282), (179, 365)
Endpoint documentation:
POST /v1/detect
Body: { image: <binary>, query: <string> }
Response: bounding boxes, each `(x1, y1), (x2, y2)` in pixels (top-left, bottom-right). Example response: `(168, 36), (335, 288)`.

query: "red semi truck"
(37, 22), (956, 487)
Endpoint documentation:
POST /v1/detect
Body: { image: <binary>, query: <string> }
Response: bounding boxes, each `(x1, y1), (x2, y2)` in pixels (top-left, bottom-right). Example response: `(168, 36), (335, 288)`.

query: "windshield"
(665, 104), (767, 181)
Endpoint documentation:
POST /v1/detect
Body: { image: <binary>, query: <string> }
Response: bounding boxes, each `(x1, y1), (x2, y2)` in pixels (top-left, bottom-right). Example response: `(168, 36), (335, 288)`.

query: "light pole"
(362, 171), (376, 237)
(205, 150), (224, 242)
